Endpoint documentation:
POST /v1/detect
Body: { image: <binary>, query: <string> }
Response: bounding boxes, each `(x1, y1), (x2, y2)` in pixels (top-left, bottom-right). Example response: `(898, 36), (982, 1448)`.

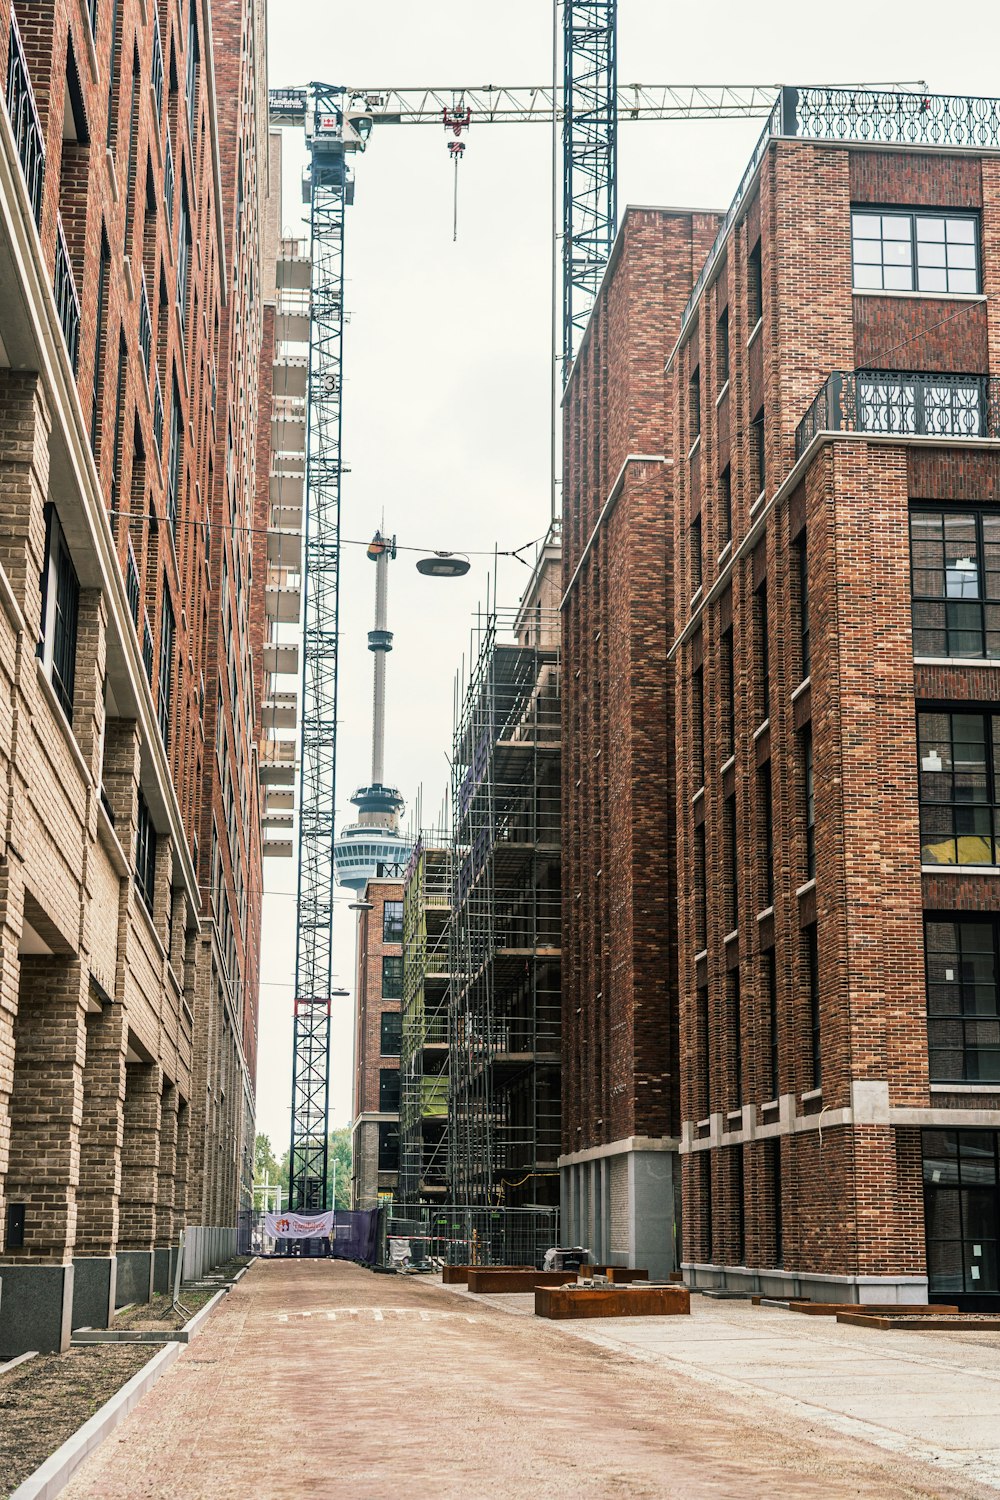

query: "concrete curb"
(7, 1341), (183, 1500)
(9, 1264), (240, 1499)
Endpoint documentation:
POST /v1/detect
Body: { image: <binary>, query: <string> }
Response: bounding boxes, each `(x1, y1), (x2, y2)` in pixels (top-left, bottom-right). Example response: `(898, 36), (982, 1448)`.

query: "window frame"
(918, 708), (1000, 868)
(382, 899), (403, 945)
(378, 1067), (400, 1114)
(39, 504), (80, 722)
(910, 504), (1000, 661)
(381, 953), (403, 1000)
(851, 207), (981, 296)
(380, 1009), (402, 1057)
(135, 789), (156, 914)
(924, 914), (1000, 1084)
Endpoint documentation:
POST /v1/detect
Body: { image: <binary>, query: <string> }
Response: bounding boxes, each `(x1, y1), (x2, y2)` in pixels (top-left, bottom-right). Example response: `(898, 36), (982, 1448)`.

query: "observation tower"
(332, 532), (412, 889)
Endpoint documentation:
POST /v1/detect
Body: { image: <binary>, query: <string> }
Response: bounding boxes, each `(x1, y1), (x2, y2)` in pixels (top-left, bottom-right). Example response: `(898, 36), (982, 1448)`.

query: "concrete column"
(155, 1082), (178, 1291)
(73, 589), (108, 786)
(117, 1059), (162, 1306)
(629, 1148), (677, 1282)
(73, 1000), (128, 1328)
(1, 956), (89, 1353)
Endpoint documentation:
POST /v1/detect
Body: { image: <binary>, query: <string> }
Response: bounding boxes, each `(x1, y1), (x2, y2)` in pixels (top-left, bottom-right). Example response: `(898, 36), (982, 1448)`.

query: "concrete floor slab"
(56, 1264), (1000, 1500)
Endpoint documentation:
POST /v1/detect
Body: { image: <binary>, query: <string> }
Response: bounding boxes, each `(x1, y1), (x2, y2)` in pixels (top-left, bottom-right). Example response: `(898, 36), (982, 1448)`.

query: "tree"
(254, 1133), (280, 1184)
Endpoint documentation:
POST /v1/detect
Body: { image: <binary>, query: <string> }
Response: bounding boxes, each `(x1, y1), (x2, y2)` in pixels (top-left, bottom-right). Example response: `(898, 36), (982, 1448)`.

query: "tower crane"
(269, 2), (923, 1214)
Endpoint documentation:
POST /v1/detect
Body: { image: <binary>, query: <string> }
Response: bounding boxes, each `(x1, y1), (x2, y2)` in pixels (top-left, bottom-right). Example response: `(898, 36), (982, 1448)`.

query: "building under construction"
(399, 833), (452, 1203)
(449, 535), (562, 1209)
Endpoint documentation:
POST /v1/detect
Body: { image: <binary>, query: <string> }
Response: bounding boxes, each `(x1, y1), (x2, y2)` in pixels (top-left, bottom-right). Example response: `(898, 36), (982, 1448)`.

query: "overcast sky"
(254, 0), (999, 1158)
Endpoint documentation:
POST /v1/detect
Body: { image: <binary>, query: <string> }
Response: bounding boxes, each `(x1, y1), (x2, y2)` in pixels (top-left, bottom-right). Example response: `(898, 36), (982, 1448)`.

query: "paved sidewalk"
(60, 1262), (999, 1500)
(446, 1283), (1000, 1494)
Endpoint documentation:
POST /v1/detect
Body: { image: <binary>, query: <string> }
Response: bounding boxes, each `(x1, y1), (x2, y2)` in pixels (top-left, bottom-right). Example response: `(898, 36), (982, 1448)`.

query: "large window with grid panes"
(911, 507), (1000, 660)
(851, 209), (979, 294)
(919, 711), (1000, 867)
(925, 917), (1000, 1083)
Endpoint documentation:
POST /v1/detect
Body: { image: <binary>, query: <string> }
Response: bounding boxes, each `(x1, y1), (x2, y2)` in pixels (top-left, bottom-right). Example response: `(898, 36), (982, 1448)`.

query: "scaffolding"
(449, 541), (562, 1208)
(399, 832), (452, 1203)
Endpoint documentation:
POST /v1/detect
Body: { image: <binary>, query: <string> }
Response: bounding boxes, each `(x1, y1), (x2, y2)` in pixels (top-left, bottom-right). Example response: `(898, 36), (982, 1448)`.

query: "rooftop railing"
(679, 85), (1000, 339)
(795, 370), (1000, 457)
(6, 11), (45, 225)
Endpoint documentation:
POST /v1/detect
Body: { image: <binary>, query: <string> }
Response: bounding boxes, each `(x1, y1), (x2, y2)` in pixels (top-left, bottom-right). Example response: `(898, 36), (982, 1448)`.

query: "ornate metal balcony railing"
(152, 365), (164, 454)
(151, 13), (164, 123)
(53, 217), (81, 372)
(6, 12), (45, 225)
(795, 371), (1000, 457)
(163, 128), (174, 234)
(138, 270), (152, 378)
(679, 86), (1000, 340)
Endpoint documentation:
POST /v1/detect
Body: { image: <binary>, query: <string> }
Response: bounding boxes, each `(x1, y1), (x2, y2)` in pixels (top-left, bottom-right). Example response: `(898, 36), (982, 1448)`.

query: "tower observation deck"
(333, 533), (412, 890)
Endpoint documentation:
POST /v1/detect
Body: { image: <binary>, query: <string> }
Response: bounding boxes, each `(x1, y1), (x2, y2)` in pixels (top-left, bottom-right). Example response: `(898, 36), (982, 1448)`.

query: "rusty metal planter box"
(466, 1269), (574, 1294)
(535, 1284), (691, 1319)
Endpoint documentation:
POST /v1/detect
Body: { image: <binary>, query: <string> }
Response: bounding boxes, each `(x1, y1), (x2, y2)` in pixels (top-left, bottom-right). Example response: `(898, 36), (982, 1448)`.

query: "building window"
(919, 711), (1000, 867)
(759, 763), (774, 908)
(925, 918), (1000, 1082)
(751, 408), (765, 499)
(692, 666), (705, 788)
(797, 529), (811, 678)
(694, 823), (707, 952)
(724, 794), (738, 931)
(732, 1144), (745, 1266)
(747, 239), (762, 328)
(125, 538), (140, 626)
(176, 177), (191, 326)
(717, 306), (729, 388)
(689, 364), (701, 444)
(755, 579), (769, 724)
(719, 465), (732, 548)
(382, 900), (403, 944)
(90, 232), (111, 454)
(40, 506), (80, 721)
(698, 984), (710, 1117)
(381, 954), (403, 1000)
(911, 508), (1000, 660)
(765, 949), (779, 1097)
(769, 1139), (783, 1267)
(851, 209), (979, 294)
(378, 1068), (400, 1113)
(701, 1152), (713, 1263)
(729, 969), (742, 1107)
(690, 513), (702, 595)
(377, 1121), (399, 1173)
(799, 725), (815, 880)
(380, 1010), (402, 1056)
(721, 625), (734, 758)
(805, 923), (821, 1088)
(157, 586), (174, 749)
(185, 0), (199, 138)
(167, 375), (182, 534)
(922, 1130), (999, 1295)
(135, 789), (156, 914)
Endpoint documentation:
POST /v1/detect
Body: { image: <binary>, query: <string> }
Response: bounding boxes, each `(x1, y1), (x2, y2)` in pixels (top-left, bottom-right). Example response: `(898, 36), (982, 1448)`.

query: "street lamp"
(416, 551), (470, 577)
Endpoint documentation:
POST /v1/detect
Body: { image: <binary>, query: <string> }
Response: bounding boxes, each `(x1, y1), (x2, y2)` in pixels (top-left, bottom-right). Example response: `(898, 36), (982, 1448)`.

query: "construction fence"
(380, 1202), (559, 1269)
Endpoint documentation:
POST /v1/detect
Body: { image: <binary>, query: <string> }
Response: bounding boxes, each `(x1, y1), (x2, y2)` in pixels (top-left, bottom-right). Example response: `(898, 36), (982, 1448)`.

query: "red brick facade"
(351, 879), (402, 1207)
(671, 138), (1000, 1302)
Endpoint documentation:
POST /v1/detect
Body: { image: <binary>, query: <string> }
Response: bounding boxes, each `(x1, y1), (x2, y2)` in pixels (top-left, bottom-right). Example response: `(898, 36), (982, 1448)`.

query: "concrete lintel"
(558, 1135), (679, 1168)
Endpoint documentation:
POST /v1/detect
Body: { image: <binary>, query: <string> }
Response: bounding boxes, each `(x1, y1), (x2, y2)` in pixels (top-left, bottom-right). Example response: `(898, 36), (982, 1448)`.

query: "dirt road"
(60, 1260), (997, 1499)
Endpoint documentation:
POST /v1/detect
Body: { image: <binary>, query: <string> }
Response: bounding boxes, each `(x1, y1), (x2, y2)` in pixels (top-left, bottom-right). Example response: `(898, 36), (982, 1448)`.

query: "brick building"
(351, 877), (403, 1207)
(560, 207), (721, 1279)
(670, 88), (1000, 1306)
(0, 0), (275, 1352)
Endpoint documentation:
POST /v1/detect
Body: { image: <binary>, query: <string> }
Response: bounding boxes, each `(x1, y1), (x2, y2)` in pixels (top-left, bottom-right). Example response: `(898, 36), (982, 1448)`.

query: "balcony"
(679, 86), (1000, 342)
(7, 13), (44, 225)
(795, 371), (998, 458)
(53, 217), (80, 372)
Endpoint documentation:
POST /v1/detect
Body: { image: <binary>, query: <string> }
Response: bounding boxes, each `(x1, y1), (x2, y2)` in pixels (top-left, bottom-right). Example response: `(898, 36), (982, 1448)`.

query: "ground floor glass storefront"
(922, 1129), (1000, 1305)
